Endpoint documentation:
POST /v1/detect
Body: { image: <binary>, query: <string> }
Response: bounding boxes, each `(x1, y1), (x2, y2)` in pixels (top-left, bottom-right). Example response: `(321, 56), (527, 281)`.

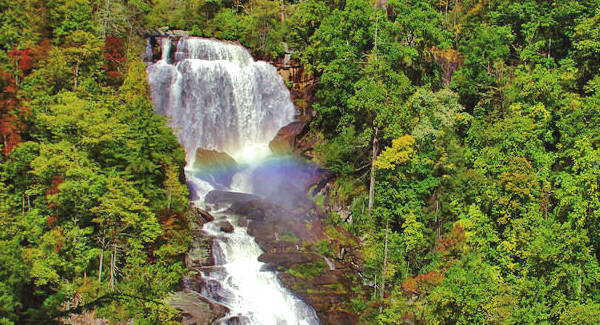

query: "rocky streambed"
(175, 161), (363, 325)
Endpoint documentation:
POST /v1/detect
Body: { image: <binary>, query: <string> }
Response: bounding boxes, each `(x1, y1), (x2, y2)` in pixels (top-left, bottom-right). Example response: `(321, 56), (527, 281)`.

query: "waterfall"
(146, 37), (295, 165)
(145, 37), (319, 325)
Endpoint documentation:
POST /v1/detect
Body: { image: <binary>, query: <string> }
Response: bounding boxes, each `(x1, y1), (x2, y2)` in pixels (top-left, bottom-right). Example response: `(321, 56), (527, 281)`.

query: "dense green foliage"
(291, 0), (600, 323)
(3, 0), (600, 323)
(161, 0), (600, 323)
(0, 1), (190, 323)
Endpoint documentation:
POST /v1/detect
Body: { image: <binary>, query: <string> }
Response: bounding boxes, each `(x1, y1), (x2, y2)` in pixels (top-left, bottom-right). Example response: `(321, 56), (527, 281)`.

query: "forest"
(2, 0), (600, 324)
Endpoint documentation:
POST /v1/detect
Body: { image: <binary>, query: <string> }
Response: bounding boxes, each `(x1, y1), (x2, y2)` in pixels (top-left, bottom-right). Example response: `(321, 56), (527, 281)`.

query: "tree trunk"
(373, 274), (377, 300)
(110, 244), (116, 290)
(167, 190), (172, 212)
(103, 0), (111, 39)
(368, 127), (378, 217)
(445, 0), (449, 23)
(98, 249), (103, 282)
(14, 59), (19, 87)
(435, 191), (441, 241)
(280, 0), (285, 23)
(379, 218), (389, 312)
(74, 59), (79, 89)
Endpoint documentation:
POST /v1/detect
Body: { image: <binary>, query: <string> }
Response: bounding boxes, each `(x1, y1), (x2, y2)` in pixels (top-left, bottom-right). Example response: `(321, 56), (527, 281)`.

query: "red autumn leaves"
(1, 37), (126, 156)
(0, 47), (34, 155)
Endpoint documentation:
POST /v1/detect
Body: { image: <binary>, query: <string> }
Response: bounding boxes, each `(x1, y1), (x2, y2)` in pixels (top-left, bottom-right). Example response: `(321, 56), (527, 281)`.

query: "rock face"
(269, 121), (308, 155)
(173, 207), (230, 325)
(274, 56), (315, 119)
(272, 55), (324, 160)
(167, 291), (228, 325)
(258, 251), (321, 268)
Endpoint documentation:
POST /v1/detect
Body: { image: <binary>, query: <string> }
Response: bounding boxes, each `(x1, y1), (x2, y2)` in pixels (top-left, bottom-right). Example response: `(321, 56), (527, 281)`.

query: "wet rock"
(269, 121), (307, 154)
(181, 276), (204, 293)
(191, 149), (239, 188)
(205, 190), (261, 206)
(222, 315), (251, 325)
(259, 264), (277, 272)
(216, 220), (234, 233)
(227, 200), (268, 221)
(167, 290), (229, 325)
(185, 236), (214, 268)
(189, 206), (215, 227)
(277, 271), (359, 325)
(258, 252), (321, 269)
(193, 148), (237, 170)
(304, 168), (333, 195)
(237, 216), (248, 227)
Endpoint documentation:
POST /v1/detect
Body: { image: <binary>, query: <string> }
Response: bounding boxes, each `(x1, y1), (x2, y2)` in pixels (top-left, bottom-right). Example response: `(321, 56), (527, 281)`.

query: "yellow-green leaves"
(91, 177), (161, 244)
(120, 59), (150, 103)
(402, 212), (424, 252)
(374, 135), (415, 170)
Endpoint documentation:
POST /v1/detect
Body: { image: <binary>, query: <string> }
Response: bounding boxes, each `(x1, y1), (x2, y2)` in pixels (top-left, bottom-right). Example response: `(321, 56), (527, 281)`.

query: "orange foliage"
(436, 223), (466, 253)
(402, 271), (444, 294)
(0, 114), (22, 155)
(46, 176), (64, 210)
(159, 212), (187, 241)
(46, 215), (57, 228)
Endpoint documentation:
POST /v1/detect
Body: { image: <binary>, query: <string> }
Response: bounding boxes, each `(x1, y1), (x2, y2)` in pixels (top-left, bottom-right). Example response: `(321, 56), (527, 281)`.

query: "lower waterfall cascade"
(145, 36), (320, 325)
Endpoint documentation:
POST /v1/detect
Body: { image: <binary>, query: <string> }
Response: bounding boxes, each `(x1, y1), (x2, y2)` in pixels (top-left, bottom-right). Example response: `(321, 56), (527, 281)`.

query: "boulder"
(189, 206), (215, 226)
(216, 220), (234, 233)
(190, 149), (239, 189)
(227, 200), (269, 221)
(193, 149), (237, 184)
(192, 148), (237, 170)
(167, 290), (229, 325)
(205, 190), (261, 206)
(269, 121), (307, 154)
(185, 236), (214, 268)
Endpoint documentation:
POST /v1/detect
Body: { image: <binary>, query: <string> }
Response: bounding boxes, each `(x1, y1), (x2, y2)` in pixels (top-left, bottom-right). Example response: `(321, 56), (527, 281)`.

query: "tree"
(91, 177), (161, 289)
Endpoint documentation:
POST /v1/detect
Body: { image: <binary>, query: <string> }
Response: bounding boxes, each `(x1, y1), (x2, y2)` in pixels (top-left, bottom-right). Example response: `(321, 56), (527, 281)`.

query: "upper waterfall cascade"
(145, 37), (296, 165)
(145, 37), (320, 325)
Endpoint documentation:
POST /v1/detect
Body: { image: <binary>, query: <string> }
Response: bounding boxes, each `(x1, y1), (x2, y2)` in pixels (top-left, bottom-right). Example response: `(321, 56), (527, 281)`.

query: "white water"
(146, 37), (295, 166)
(202, 208), (319, 325)
(146, 37), (319, 325)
